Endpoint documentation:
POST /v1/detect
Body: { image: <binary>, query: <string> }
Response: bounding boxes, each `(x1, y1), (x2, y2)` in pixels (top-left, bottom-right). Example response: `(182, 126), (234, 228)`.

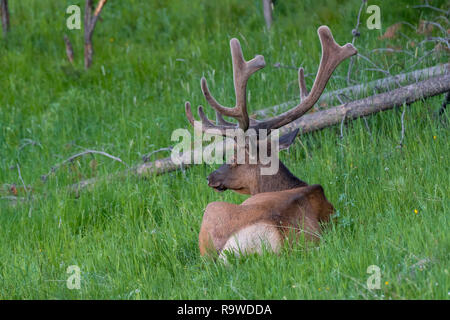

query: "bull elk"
(185, 26), (357, 259)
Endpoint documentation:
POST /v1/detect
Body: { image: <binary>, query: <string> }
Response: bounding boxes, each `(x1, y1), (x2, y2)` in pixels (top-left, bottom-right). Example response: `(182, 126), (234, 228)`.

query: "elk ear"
(279, 128), (300, 150)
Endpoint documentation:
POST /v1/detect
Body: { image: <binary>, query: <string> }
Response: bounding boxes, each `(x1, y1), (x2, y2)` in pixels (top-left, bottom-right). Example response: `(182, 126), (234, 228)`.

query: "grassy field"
(0, 0), (448, 299)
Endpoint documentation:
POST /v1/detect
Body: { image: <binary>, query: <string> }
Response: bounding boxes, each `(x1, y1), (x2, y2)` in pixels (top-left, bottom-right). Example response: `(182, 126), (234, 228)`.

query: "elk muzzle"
(207, 169), (228, 192)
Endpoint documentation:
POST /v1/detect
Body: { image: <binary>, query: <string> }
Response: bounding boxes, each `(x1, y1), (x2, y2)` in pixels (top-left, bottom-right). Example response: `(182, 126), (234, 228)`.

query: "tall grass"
(0, 0), (448, 299)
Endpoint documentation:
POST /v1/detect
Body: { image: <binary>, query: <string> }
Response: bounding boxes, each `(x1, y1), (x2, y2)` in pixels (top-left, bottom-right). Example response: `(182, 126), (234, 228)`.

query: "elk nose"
(206, 174), (219, 188)
(207, 176), (214, 186)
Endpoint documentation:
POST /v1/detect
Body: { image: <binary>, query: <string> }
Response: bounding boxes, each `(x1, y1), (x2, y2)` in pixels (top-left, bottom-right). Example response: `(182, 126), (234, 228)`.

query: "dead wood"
(42, 149), (128, 182)
(278, 73), (450, 135)
(72, 72), (450, 192)
(255, 63), (449, 118)
(64, 35), (75, 64)
(262, 0), (273, 29)
(84, 0), (108, 69)
(1, 0), (10, 36)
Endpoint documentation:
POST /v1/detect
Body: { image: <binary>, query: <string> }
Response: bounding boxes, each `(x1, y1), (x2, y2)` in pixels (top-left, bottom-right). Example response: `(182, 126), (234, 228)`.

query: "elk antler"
(252, 26), (357, 131)
(185, 26), (357, 136)
(185, 38), (266, 135)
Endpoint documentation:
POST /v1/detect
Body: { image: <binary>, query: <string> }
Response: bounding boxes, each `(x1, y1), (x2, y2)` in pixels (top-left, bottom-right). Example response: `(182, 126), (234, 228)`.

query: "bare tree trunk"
(64, 35), (74, 64)
(84, 0), (107, 69)
(1, 0), (10, 37)
(84, 0), (94, 69)
(262, 0), (273, 29)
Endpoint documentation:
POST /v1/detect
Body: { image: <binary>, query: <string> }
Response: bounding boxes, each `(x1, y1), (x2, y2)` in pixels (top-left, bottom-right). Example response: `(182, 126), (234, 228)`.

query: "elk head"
(185, 26), (357, 195)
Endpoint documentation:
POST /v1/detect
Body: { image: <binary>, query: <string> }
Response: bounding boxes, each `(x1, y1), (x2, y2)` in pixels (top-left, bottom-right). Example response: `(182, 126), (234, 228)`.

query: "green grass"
(0, 0), (449, 299)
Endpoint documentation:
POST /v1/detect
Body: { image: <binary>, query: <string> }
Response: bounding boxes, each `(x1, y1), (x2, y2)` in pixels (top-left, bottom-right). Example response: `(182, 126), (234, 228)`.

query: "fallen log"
(255, 63), (449, 118)
(68, 72), (449, 191)
(135, 73), (450, 179)
(279, 73), (450, 135)
(63, 64), (450, 191)
(71, 155), (188, 192)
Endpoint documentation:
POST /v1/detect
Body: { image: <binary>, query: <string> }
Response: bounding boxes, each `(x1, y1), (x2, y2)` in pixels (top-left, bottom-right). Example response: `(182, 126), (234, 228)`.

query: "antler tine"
(200, 78), (227, 116)
(298, 67), (308, 102)
(308, 26), (357, 102)
(215, 111), (235, 126)
(185, 102), (196, 126)
(254, 26), (357, 131)
(198, 106), (216, 126)
(185, 102), (242, 137)
(188, 100), (235, 127)
(200, 38), (266, 130)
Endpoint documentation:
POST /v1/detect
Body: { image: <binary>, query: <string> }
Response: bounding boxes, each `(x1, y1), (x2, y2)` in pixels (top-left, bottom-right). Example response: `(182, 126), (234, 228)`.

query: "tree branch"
(42, 149), (128, 182)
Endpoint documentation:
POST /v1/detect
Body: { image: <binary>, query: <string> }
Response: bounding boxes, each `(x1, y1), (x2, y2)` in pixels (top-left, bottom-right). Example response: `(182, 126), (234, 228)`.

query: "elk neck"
(253, 160), (308, 195)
